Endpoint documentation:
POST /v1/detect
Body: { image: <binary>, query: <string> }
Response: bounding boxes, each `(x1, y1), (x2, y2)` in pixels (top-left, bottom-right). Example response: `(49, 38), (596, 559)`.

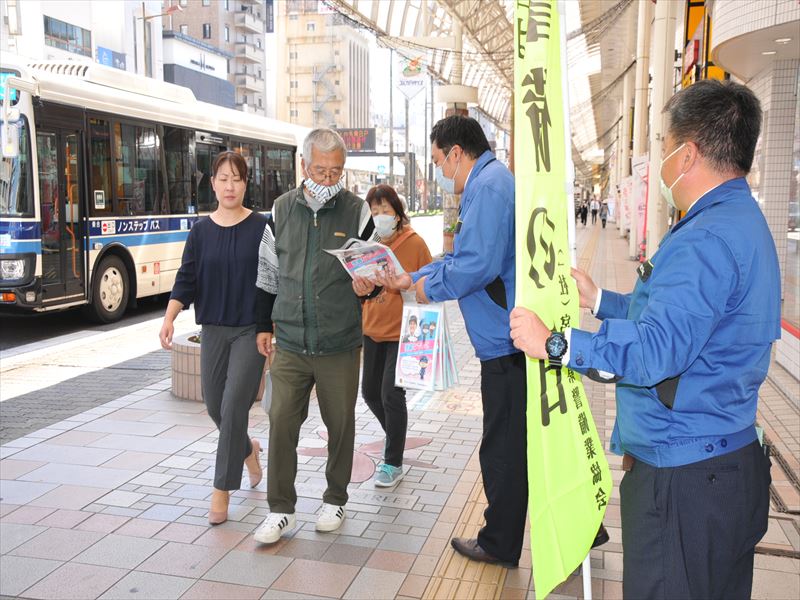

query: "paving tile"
(75, 513), (131, 533)
(0, 522), (46, 553)
(11, 527), (104, 561)
(0, 479), (57, 504)
(377, 532), (426, 554)
(114, 518), (167, 539)
(0, 555), (62, 597)
(47, 431), (108, 447)
(35, 509), (92, 528)
(157, 425), (214, 441)
(100, 451), (169, 471)
(0, 458), (46, 479)
(138, 503), (189, 522)
(138, 541), (227, 578)
(180, 579), (265, 599)
(192, 526), (249, 550)
(275, 537), (332, 560)
(21, 463), (139, 489)
(319, 542), (374, 566)
(261, 590), (334, 600)
(29, 484), (110, 509)
(128, 472), (174, 487)
(365, 549), (417, 573)
(96, 490), (146, 508)
(0, 505), (55, 524)
(343, 567), (406, 599)
(11, 444), (124, 467)
(153, 522), (207, 543)
(74, 534), (166, 569)
(22, 562), (126, 599)
(76, 419), (172, 437)
(271, 558), (359, 597)
(159, 456), (200, 469)
(90, 434), (190, 455)
(201, 549), (292, 588)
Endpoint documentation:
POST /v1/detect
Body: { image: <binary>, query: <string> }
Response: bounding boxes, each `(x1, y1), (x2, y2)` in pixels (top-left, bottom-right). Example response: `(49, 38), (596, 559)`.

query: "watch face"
(546, 334), (567, 358)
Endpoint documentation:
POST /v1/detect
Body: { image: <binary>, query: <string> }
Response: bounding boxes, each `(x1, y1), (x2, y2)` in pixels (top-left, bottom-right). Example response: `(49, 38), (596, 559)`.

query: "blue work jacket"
(569, 178), (781, 467)
(412, 150), (517, 361)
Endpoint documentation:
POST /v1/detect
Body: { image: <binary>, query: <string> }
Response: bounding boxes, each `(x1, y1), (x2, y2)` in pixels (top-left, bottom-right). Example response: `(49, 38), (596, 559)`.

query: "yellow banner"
(513, 1), (611, 597)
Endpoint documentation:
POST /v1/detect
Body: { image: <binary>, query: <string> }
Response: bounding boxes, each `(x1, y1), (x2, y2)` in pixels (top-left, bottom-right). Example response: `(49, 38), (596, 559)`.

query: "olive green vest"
(272, 187), (365, 356)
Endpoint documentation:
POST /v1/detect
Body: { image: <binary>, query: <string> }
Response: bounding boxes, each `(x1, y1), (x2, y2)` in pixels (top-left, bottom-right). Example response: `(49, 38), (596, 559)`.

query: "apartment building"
(165, 0), (268, 115)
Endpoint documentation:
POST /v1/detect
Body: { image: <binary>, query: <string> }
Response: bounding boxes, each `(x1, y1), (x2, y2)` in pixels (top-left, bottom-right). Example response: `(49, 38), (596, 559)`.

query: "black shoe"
(450, 537), (518, 568)
(592, 524), (610, 548)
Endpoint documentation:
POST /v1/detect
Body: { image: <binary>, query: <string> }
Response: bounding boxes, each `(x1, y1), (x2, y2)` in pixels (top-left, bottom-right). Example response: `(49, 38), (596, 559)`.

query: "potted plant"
(443, 222), (457, 253)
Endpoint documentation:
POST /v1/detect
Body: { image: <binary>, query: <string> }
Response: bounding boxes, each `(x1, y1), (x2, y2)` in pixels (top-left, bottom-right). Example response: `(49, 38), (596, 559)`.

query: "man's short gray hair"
(303, 128), (347, 164)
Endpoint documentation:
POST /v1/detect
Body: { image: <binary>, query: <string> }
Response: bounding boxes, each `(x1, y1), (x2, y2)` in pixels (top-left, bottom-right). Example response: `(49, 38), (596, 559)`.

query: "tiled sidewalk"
(1, 222), (798, 599)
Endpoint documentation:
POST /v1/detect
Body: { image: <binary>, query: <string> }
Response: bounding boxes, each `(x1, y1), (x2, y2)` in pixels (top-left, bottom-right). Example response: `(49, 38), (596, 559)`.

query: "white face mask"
(373, 214), (398, 239)
(659, 143), (686, 210)
(304, 177), (344, 203)
(434, 147), (459, 194)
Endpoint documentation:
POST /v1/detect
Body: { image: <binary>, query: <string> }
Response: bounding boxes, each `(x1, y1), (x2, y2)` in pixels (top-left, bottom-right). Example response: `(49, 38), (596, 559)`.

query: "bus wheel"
(87, 255), (130, 323)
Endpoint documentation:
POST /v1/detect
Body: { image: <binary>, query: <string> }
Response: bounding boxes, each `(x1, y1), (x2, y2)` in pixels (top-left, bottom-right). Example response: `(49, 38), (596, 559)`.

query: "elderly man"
(510, 79), (780, 598)
(253, 128), (376, 544)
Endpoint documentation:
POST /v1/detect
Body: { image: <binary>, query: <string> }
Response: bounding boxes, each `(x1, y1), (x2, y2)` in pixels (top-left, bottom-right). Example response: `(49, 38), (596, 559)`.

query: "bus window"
(251, 144), (265, 210)
(164, 127), (192, 214)
(89, 118), (112, 216)
(0, 117), (32, 217)
(113, 122), (158, 215)
(196, 143), (217, 213)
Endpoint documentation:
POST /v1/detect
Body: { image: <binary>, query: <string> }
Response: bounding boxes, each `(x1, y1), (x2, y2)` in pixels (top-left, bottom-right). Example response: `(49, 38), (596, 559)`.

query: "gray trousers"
(200, 324), (266, 491)
(267, 347), (361, 513)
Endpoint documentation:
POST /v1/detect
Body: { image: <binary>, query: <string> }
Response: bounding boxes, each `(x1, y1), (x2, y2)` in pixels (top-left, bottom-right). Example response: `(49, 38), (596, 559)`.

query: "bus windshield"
(0, 117), (32, 217)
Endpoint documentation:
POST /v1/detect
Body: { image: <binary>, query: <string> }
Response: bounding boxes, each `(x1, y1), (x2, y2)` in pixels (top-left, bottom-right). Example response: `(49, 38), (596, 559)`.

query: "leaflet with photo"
(395, 301), (459, 392)
(324, 237), (405, 282)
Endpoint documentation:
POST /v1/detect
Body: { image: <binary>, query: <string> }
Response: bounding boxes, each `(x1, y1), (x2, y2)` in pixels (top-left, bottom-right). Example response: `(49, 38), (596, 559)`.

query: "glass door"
(37, 129), (85, 303)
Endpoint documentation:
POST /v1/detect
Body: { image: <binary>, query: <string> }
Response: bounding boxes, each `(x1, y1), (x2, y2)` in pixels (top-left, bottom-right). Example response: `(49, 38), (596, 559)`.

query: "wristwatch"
(545, 331), (568, 370)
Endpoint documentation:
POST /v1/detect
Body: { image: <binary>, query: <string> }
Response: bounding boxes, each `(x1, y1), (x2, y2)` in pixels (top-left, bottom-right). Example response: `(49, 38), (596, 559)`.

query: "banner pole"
(582, 555), (593, 599)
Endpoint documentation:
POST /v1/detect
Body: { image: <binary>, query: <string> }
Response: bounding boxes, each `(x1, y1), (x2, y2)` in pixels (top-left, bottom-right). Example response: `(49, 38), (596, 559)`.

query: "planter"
(171, 332), (202, 401)
(443, 231), (454, 254)
(170, 332), (269, 403)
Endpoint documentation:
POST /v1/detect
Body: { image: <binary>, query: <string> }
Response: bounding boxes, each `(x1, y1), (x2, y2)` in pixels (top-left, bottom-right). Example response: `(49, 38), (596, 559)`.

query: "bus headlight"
(0, 258), (25, 280)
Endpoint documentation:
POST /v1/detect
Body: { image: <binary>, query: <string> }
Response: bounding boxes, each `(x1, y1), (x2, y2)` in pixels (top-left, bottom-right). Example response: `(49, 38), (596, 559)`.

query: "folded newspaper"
(324, 238), (405, 282)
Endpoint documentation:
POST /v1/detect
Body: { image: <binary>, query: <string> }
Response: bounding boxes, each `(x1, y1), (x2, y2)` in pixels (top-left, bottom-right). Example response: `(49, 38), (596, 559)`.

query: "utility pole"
(405, 96), (411, 210)
(389, 49), (394, 187)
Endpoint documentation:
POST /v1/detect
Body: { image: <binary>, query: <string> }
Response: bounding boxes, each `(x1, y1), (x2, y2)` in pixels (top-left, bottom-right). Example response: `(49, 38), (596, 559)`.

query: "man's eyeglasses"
(309, 166), (343, 180)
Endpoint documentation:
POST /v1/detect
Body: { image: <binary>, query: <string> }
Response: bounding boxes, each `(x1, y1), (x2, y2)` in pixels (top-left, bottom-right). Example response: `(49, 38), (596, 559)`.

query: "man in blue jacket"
(510, 79), (780, 598)
(379, 115), (526, 566)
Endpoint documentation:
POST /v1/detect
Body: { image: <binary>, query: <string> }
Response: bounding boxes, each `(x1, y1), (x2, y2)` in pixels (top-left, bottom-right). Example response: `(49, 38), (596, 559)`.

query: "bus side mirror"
(1, 122), (19, 158)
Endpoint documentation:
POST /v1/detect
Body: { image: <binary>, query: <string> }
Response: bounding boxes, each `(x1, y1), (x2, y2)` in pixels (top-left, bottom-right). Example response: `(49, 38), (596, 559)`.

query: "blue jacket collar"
(673, 177), (751, 233)
(463, 150), (497, 195)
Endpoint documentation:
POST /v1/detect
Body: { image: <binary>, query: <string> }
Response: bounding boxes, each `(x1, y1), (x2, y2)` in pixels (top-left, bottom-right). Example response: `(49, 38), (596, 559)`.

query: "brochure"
(395, 301), (459, 392)
(324, 238), (405, 282)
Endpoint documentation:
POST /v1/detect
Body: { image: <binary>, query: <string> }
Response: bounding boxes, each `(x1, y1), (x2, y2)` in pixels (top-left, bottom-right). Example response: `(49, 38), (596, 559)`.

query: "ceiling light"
(775, 38), (791, 44)
(762, 50), (777, 55)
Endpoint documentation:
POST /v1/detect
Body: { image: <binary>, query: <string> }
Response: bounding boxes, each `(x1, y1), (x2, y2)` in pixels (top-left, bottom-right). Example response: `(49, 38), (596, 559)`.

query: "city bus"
(0, 59), (302, 323)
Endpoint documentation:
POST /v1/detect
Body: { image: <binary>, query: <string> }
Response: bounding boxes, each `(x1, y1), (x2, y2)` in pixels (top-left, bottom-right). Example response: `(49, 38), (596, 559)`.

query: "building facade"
(706, 0), (800, 374)
(274, 0), (369, 128)
(1, 0), (165, 78)
(164, 0), (268, 115)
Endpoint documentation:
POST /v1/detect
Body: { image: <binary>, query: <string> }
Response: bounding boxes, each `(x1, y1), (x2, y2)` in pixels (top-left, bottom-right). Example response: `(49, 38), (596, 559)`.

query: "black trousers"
(591, 209), (598, 223)
(362, 336), (407, 467)
(476, 351), (528, 564)
(621, 441), (771, 599)
(200, 324), (265, 491)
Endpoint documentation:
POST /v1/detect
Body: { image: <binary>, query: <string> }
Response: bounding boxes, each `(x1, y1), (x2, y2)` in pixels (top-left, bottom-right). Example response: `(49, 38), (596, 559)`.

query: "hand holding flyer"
(395, 301), (458, 392)
(324, 238), (405, 283)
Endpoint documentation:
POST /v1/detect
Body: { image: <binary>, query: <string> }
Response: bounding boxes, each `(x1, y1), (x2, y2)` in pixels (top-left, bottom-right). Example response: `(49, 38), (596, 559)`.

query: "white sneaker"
(254, 512), (296, 544)
(316, 503), (346, 532)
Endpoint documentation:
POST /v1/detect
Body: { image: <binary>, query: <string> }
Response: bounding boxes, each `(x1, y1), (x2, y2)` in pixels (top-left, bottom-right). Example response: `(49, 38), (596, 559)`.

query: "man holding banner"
(511, 79), (780, 599)
(377, 115), (528, 568)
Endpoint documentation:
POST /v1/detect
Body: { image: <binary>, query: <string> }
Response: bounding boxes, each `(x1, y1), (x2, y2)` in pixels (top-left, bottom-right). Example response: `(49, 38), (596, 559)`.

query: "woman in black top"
(159, 151), (274, 525)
